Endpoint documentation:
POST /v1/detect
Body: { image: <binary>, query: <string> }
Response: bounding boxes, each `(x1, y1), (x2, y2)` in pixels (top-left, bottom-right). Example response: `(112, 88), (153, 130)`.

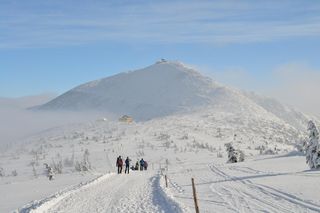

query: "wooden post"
(192, 178), (199, 213)
(165, 175), (168, 188)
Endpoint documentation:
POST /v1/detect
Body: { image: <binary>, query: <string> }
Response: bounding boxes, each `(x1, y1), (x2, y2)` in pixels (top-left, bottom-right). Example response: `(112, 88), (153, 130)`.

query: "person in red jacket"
(116, 156), (123, 174)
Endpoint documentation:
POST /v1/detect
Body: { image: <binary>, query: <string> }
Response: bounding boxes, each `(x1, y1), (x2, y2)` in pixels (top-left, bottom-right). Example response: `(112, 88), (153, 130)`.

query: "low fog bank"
(0, 93), (57, 109)
(0, 108), (115, 151)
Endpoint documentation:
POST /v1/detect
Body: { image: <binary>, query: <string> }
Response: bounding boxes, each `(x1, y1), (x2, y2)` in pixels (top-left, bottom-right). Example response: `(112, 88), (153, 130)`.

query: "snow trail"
(19, 171), (183, 213)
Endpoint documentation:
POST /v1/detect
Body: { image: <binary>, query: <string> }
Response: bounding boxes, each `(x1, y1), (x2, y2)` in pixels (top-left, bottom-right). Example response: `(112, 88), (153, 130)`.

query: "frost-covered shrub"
(180, 134), (188, 140)
(190, 140), (214, 152)
(11, 170), (18, 176)
(255, 145), (266, 154)
(0, 167), (5, 177)
(158, 133), (170, 141)
(225, 143), (244, 163)
(305, 121), (320, 169)
(262, 149), (277, 155)
(52, 159), (63, 174)
(75, 149), (91, 172)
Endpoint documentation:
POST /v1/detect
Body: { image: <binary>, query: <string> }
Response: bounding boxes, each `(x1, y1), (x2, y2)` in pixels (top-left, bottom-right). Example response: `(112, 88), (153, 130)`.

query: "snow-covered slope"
(38, 60), (310, 129)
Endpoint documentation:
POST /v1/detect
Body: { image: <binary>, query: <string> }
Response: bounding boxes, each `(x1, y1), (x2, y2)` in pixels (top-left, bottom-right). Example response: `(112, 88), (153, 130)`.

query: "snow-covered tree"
(306, 121), (320, 169)
(225, 143), (244, 163)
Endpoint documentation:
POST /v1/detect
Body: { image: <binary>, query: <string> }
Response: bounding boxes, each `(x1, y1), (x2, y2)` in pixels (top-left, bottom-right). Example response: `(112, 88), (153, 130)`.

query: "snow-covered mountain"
(37, 60), (310, 130)
(37, 61), (222, 119)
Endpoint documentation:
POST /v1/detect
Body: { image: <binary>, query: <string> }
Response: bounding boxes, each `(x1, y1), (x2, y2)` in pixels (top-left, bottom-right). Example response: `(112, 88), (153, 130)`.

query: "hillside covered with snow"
(37, 60), (311, 132)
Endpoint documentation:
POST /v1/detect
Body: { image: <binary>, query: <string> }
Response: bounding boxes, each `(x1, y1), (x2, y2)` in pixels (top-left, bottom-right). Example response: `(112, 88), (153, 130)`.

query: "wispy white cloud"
(1, 0), (320, 48)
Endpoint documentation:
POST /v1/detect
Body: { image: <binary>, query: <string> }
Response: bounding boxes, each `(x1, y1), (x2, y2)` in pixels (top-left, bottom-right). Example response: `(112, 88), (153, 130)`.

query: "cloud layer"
(1, 0), (320, 48)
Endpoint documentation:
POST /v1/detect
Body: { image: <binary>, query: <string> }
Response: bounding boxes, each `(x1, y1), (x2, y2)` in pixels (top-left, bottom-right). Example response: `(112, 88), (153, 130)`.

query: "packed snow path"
(22, 172), (182, 213)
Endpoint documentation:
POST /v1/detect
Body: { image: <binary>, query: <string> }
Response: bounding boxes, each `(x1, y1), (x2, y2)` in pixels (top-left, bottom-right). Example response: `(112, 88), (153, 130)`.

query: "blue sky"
(1, 0), (320, 114)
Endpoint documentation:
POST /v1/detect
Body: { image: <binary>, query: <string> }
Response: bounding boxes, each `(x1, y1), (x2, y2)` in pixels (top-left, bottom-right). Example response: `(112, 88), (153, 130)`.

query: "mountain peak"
(155, 59), (184, 66)
(141, 59), (209, 84)
(152, 59), (194, 71)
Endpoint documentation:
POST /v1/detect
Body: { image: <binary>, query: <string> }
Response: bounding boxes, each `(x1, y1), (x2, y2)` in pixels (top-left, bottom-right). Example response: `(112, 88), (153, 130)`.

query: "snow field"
(162, 155), (320, 213)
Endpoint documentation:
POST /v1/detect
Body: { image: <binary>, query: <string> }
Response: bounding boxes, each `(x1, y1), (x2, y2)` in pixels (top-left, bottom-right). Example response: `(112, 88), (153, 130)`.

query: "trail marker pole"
(192, 178), (199, 213)
(165, 175), (168, 188)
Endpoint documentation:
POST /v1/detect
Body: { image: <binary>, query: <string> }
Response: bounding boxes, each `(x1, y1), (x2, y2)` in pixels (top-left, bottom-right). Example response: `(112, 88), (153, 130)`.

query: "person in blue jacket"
(140, 158), (145, 171)
(125, 157), (131, 174)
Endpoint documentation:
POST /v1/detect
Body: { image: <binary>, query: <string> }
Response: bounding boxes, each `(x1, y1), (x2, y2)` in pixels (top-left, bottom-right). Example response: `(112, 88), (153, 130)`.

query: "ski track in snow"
(207, 164), (320, 213)
(18, 172), (183, 213)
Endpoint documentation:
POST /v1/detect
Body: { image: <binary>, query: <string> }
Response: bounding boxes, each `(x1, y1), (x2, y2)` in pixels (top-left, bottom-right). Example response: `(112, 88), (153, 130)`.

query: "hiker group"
(116, 156), (148, 174)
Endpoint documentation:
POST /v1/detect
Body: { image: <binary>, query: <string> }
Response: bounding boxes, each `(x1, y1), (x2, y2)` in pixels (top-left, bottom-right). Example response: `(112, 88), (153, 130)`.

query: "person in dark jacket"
(125, 157), (131, 174)
(140, 158), (145, 171)
(116, 156), (123, 174)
